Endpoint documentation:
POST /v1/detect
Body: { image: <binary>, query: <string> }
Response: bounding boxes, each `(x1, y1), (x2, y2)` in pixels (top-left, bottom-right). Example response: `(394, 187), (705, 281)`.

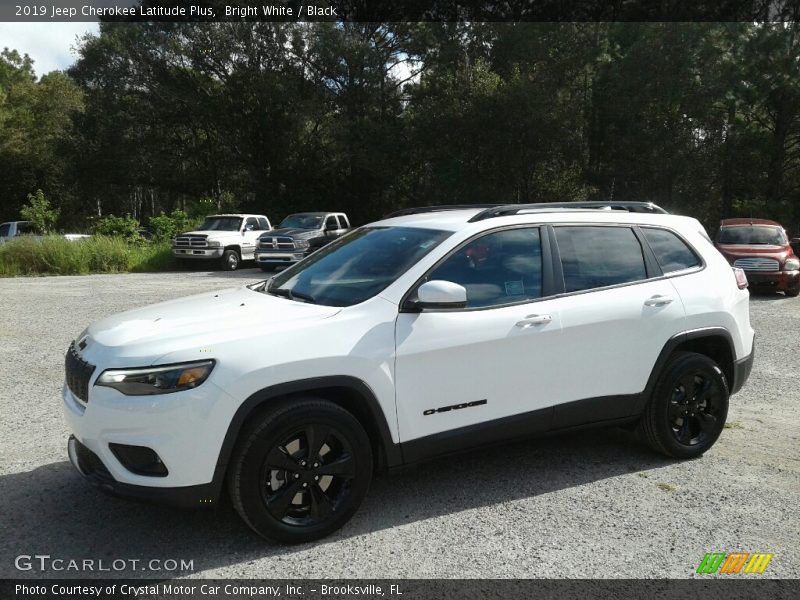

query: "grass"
(656, 482), (677, 492)
(0, 235), (175, 276)
(723, 421), (744, 430)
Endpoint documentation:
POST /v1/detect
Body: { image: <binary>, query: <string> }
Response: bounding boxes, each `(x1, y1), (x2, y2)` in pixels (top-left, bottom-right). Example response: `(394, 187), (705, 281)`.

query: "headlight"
(206, 240), (221, 248)
(294, 239), (310, 249)
(784, 257), (800, 271)
(95, 360), (215, 396)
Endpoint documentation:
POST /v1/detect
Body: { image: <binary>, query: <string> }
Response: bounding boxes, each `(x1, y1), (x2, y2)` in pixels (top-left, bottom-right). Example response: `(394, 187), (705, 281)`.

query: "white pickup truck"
(172, 214), (272, 271)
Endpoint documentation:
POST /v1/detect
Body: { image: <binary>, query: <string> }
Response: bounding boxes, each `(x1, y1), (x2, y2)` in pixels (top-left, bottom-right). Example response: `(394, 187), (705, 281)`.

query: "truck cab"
(0, 221), (38, 242)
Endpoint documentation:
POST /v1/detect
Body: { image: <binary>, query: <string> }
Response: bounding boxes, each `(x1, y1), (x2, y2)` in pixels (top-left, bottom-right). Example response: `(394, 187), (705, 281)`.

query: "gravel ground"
(0, 270), (798, 579)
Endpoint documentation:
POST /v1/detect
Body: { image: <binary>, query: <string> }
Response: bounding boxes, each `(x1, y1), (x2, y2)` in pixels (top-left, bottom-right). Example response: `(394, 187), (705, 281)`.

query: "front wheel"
(228, 398), (373, 544)
(221, 249), (240, 271)
(638, 352), (729, 459)
(785, 287), (799, 298)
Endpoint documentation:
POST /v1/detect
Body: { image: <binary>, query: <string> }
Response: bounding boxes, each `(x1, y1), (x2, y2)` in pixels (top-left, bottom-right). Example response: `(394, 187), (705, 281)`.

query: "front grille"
(733, 257), (780, 272)
(65, 342), (96, 402)
(174, 235), (208, 248)
(259, 236), (295, 250)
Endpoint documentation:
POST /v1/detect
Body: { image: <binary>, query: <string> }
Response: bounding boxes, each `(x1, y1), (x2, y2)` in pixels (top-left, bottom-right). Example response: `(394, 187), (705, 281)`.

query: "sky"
(0, 23), (100, 77)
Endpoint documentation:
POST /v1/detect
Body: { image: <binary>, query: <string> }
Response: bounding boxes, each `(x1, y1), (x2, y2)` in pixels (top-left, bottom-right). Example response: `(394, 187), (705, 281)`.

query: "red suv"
(715, 218), (800, 297)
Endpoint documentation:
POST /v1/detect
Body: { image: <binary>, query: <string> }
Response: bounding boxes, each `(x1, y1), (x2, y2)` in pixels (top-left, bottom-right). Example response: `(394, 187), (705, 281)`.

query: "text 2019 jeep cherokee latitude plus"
(63, 204), (755, 543)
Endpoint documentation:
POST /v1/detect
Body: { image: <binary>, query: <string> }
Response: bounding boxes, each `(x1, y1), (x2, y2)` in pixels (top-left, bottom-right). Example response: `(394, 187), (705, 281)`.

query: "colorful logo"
(696, 552), (773, 574)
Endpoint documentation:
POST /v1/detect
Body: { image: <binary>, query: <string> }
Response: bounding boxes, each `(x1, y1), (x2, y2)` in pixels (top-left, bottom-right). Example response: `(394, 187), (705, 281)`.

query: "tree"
(20, 189), (59, 233)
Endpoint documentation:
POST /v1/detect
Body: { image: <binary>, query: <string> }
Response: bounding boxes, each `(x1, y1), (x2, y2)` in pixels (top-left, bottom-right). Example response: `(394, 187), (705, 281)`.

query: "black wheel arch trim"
(209, 376), (402, 501)
(635, 326), (747, 414)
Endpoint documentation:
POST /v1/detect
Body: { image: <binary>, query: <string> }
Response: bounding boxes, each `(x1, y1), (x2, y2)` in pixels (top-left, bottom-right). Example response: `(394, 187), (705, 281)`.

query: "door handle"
(515, 314), (552, 328)
(644, 295), (674, 307)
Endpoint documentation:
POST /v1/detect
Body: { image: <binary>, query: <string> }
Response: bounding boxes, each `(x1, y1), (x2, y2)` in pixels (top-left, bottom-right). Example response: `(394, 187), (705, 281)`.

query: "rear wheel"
(785, 287), (799, 298)
(221, 249), (240, 271)
(228, 398), (373, 544)
(638, 352), (728, 459)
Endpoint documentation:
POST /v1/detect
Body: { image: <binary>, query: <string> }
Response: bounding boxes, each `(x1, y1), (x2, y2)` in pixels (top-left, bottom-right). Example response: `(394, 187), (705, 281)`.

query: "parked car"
(172, 214), (272, 271)
(715, 218), (799, 297)
(0, 221), (90, 243)
(64, 204), (754, 543)
(0, 220), (39, 242)
(255, 212), (350, 271)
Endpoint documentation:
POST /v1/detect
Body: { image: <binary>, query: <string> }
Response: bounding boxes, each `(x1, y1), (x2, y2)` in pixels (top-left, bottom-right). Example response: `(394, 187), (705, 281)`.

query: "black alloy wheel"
(667, 371), (725, 447)
(638, 352), (729, 459)
(259, 424), (357, 526)
(228, 398), (372, 543)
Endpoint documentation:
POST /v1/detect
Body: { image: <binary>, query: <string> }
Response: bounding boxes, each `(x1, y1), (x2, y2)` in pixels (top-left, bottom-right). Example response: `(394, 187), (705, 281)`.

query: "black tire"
(227, 398), (373, 544)
(638, 352), (729, 459)
(221, 249), (240, 271)
(785, 287), (799, 298)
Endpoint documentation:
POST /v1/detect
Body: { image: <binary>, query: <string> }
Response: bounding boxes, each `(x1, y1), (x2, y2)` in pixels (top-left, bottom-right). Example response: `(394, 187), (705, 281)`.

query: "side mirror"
(415, 280), (467, 310)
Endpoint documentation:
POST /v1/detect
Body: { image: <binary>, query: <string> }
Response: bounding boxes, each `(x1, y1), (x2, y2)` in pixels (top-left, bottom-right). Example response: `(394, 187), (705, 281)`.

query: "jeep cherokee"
(64, 204), (755, 543)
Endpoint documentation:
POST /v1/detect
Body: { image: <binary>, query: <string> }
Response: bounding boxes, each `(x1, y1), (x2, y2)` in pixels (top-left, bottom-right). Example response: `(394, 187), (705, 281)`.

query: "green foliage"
(0, 235), (174, 276)
(149, 209), (198, 242)
(92, 214), (141, 241)
(4, 21), (800, 237)
(19, 189), (59, 233)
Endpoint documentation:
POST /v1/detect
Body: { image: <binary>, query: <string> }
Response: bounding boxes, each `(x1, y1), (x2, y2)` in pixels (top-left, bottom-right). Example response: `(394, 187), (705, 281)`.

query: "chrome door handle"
(515, 314), (552, 328)
(644, 295), (674, 307)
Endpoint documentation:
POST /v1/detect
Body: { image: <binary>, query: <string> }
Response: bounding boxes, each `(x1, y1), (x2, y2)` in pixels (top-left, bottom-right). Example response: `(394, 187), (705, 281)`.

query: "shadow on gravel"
(0, 427), (675, 578)
(748, 291), (794, 301)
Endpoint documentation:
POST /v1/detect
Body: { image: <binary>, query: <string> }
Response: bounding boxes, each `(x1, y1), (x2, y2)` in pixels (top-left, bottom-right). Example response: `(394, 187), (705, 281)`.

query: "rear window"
(642, 227), (700, 273)
(555, 226), (647, 293)
(718, 226), (787, 245)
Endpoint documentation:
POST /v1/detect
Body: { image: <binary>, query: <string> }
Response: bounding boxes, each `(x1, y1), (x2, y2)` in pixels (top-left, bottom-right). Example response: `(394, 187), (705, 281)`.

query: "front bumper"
(744, 270), (800, 292)
(62, 377), (234, 499)
(67, 436), (219, 508)
(255, 250), (308, 265)
(172, 247), (224, 259)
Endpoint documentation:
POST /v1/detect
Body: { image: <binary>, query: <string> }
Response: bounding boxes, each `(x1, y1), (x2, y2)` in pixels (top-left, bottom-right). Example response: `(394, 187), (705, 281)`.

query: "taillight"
(733, 267), (748, 289)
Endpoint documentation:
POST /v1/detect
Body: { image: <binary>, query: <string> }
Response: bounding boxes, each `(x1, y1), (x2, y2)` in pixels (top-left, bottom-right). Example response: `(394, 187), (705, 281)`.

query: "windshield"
(198, 217), (243, 231)
(718, 226), (787, 245)
(267, 226), (451, 307)
(279, 214), (324, 230)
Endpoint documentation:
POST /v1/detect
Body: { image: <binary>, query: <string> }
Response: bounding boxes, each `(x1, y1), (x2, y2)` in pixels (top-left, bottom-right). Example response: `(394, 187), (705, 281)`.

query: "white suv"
(63, 204), (755, 543)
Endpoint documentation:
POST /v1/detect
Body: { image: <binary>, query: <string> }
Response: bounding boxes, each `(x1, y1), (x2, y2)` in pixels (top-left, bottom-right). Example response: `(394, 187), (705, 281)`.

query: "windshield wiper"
(268, 286), (316, 304)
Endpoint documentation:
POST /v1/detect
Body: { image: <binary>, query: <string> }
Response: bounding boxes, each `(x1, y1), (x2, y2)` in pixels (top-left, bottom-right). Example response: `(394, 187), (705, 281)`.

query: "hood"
(262, 228), (320, 239)
(80, 286), (340, 365)
(178, 230), (242, 238)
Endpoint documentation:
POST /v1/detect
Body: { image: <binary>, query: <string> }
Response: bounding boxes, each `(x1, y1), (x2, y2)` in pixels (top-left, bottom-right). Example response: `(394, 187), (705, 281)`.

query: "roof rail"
(383, 204), (500, 219)
(467, 201), (668, 222)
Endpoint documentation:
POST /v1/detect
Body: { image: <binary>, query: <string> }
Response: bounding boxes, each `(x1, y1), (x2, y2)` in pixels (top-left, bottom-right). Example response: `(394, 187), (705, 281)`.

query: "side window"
(337, 215), (348, 229)
(257, 217), (270, 230)
(641, 227), (700, 273)
(325, 216), (338, 230)
(0, 224), (11, 237)
(426, 227), (542, 308)
(245, 217), (258, 231)
(555, 226), (647, 293)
